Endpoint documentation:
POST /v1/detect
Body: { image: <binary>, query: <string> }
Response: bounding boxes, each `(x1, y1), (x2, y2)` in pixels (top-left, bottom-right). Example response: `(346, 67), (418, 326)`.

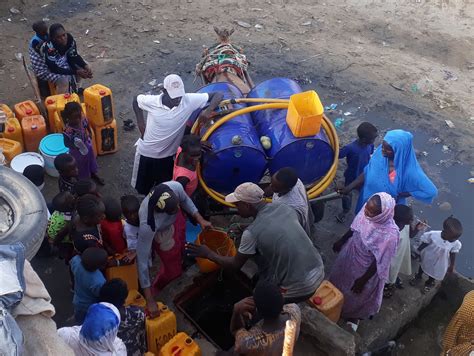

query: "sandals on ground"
(409, 276), (422, 286)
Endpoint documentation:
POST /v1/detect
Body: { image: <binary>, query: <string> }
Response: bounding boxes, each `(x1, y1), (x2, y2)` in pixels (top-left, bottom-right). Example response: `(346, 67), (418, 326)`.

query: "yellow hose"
(193, 102), (339, 207)
(220, 98), (289, 105)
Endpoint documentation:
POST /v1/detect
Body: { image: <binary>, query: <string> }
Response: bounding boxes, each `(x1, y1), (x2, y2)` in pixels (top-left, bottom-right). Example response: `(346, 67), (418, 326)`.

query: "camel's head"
(214, 27), (235, 44)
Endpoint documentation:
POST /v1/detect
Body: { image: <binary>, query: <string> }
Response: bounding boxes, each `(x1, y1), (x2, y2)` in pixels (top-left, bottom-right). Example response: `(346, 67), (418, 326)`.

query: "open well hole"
(174, 271), (253, 350)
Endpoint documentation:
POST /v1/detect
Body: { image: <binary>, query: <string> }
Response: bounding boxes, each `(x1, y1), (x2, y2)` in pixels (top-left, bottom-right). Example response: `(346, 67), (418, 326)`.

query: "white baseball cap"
(225, 182), (264, 204)
(163, 74), (185, 99)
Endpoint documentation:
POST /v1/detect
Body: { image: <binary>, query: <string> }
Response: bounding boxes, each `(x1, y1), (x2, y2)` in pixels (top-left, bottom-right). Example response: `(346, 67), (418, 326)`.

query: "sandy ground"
(1, 0), (473, 353)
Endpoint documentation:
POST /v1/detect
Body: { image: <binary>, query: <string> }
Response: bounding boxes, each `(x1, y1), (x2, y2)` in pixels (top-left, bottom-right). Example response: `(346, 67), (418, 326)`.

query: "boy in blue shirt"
(30, 20), (48, 54)
(336, 122), (378, 222)
(70, 247), (108, 323)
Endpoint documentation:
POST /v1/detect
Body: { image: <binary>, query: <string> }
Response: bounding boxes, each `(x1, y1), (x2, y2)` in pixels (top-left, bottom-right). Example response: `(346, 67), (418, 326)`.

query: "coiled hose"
(191, 99), (339, 207)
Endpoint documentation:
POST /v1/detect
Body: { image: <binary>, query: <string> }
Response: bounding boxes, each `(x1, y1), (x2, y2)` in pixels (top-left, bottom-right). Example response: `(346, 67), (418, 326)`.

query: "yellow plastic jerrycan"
(84, 84), (114, 127)
(105, 252), (139, 291)
(3, 117), (24, 150)
(307, 280), (344, 323)
(0, 138), (22, 164)
(286, 90), (324, 137)
(14, 100), (40, 122)
(125, 289), (146, 308)
(92, 119), (118, 155)
(21, 115), (47, 152)
(44, 93), (80, 131)
(158, 333), (201, 356)
(0, 104), (14, 119)
(146, 302), (177, 354)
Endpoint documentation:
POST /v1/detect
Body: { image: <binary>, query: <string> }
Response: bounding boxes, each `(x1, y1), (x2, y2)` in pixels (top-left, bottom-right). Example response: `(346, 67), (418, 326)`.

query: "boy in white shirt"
(120, 195), (140, 251)
(410, 216), (463, 293)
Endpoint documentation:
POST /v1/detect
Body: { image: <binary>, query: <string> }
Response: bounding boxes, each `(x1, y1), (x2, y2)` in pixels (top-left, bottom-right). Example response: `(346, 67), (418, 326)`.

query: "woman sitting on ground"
(57, 302), (127, 355)
(41, 23), (92, 93)
(340, 129), (437, 213)
(330, 192), (399, 331)
(99, 279), (146, 356)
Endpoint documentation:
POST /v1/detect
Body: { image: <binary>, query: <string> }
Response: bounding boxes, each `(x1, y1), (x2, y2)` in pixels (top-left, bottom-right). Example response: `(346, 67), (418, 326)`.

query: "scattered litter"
(293, 76), (312, 85)
(438, 202), (452, 211)
(85, 29), (89, 35)
(158, 48), (172, 54)
(343, 112), (352, 116)
(96, 50), (106, 58)
(19, 17), (27, 22)
(148, 79), (158, 86)
(236, 21), (251, 28)
(188, 38), (192, 41)
(442, 69), (457, 81)
(442, 145), (450, 152)
(41, 4), (49, 8)
(421, 151), (428, 157)
(324, 103), (338, 111)
(7, 18), (12, 22)
(410, 84), (419, 93)
(43, 17), (50, 21)
(334, 118), (345, 129)
(301, 21), (312, 26)
(250, 8), (263, 11)
(87, 43), (95, 48)
(467, 178), (474, 184)
(168, 33), (174, 38)
(9, 7), (21, 14)
(14, 53), (22, 62)
(382, 41), (389, 47)
(390, 83), (404, 91)
(429, 137), (441, 144)
(153, 40), (160, 44)
(445, 120), (455, 128)
(255, 24), (263, 30)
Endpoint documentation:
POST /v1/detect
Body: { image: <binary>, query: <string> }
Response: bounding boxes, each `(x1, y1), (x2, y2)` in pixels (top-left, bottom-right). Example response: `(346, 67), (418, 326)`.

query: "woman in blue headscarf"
(58, 302), (127, 355)
(340, 129), (438, 213)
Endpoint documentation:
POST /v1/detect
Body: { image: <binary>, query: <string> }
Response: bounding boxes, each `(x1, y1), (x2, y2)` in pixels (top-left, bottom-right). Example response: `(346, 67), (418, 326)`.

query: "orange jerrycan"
(84, 84), (114, 127)
(125, 289), (146, 308)
(158, 333), (201, 356)
(14, 100), (40, 122)
(307, 280), (344, 323)
(93, 119), (118, 155)
(0, 138), (22, 164)
(195, 229), (236, 273)
(3, 117), (24, 150)
(1, 104), (14, 119)
(21, 115), (47, 152)
(52, 111), (65, 133)
(146, 302), (177, 354)
(44, 93), (80, 130)
(105, 252), (139, 291)
(286, 90), (324, 137)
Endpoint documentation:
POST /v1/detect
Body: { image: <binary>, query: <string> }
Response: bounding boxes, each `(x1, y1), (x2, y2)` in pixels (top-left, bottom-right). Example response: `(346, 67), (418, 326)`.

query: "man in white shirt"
(131, 74), (223, 194)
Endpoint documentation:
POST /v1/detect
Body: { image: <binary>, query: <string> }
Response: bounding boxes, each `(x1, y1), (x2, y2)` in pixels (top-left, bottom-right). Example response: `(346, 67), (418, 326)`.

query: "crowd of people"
(14, 21), (468, 356)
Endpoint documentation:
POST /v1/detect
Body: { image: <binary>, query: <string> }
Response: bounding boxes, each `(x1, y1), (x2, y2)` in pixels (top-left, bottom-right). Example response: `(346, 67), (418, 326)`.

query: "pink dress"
(151, 148), (198, 294)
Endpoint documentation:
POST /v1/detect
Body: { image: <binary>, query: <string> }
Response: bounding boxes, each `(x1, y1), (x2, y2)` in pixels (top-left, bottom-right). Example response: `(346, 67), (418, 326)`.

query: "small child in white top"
(410, 216), (463, 293)
(120, 195), (140, 251)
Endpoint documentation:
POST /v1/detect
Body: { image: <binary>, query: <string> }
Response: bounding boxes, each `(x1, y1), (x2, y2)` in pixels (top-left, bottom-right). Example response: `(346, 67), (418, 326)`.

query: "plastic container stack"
(84, 84), (118, 155)
(14, 100), (40, 122)
(3, 117), (24, 150)
(104, 252), (139, 291)
(21, 115), (47, 152)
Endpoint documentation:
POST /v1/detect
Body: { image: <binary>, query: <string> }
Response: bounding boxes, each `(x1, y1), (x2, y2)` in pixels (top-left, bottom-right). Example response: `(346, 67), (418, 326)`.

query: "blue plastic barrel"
(248, 78), (334, 184)
(197, 82), (267, 194)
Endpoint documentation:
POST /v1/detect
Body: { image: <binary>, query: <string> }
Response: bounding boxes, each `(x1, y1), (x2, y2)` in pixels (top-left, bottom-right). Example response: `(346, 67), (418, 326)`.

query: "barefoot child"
(410, 216), (463, 293)
(62, 102), (104, 184)
(337, 122), (378, 222)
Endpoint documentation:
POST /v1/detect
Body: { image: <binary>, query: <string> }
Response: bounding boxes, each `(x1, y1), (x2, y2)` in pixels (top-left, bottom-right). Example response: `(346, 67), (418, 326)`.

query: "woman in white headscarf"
(57, 302), (126, 355)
